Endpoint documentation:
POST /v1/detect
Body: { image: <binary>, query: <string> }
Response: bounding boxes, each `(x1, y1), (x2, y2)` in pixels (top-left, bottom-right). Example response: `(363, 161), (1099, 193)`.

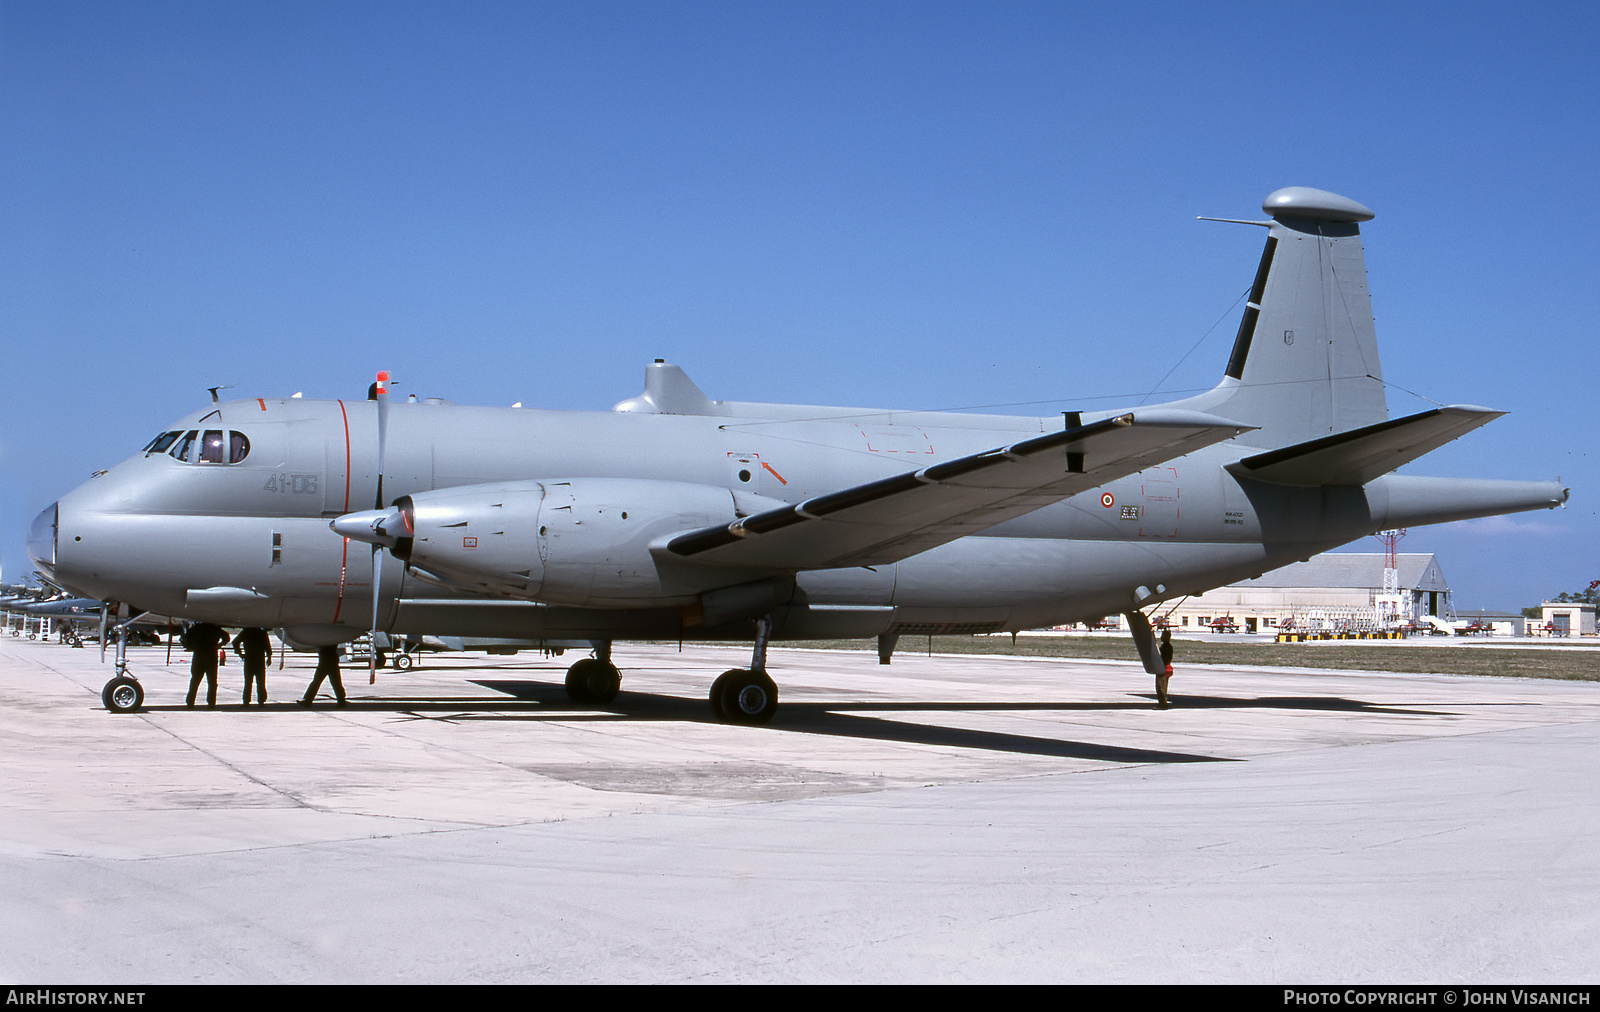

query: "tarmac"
(1, 633), (1597, 983)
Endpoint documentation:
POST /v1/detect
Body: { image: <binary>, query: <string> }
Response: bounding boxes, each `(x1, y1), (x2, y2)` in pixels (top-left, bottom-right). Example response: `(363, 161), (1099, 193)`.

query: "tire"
(716, 669), (778, 725)
(565, 658), (621, 704)
(708, 668), (743, 721)
(102, 676), (144, 714)
(394, 653), (413, 670)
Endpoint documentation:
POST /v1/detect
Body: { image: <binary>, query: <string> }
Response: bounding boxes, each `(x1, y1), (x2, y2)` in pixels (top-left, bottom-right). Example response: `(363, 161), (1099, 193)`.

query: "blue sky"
(3, 1), (1596, 611)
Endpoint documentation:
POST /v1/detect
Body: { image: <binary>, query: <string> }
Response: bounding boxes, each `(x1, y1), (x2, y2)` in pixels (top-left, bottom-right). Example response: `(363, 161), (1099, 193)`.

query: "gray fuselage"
(34, 392), (1552, 645)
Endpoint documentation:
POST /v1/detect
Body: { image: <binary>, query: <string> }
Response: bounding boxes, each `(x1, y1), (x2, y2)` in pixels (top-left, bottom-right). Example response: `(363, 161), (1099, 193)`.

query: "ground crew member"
(297, 645), (347, 707)
(1157, 628), (1174, 709)
(183, 622), (230, 708)
(234, 627), (272, 705)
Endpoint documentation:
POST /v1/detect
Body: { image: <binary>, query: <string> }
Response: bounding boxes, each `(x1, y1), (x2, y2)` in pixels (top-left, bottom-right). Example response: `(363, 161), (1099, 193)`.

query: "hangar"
(1158, 553), (1450, 634)
(1536, 600), (1597, 637)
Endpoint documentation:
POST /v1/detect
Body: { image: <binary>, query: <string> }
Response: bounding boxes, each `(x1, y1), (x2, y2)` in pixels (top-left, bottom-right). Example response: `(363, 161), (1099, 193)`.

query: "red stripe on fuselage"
(332, 537), (349, 624)
(331, 400), (354, 623)
(338, 400), (351, 513)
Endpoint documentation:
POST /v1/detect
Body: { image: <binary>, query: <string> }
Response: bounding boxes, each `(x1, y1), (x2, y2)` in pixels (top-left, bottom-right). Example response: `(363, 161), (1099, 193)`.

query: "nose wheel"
(102, 676), (144, 713)
(100, 614), (144, 712)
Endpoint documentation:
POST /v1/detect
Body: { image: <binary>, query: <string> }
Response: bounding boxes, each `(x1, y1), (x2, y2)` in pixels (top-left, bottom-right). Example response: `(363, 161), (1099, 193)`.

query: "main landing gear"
(561, 620), (782, 726)
(565, 640), (622, 704)
(708, 616), (778, 725)
(709, 667), (778, 724)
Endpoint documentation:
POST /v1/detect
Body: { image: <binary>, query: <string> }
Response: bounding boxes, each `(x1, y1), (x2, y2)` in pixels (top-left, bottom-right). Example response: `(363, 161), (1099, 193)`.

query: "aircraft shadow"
(130, 681), (1450, 765)
(471, 680), (1448, 718)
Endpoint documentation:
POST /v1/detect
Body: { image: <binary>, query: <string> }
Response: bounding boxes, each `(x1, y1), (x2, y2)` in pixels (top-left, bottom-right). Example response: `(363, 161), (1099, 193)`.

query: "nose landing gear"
(101, 615), (143, 713)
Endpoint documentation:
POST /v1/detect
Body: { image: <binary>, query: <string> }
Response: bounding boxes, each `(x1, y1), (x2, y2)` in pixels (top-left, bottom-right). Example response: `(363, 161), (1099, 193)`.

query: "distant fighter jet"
(30, 187), (1567, 718)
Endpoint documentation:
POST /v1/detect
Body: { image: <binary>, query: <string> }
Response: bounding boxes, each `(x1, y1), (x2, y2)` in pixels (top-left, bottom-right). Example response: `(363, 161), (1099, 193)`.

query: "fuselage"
(34, 389), (1559, 646)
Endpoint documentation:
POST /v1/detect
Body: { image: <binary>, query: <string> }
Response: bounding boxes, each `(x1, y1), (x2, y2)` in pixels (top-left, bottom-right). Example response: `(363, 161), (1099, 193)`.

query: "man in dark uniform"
(297, 645), (347, 707)
(233, 627), (272, 705)
(1157, 627), (1174, 709)
(183, 622), (230, 708)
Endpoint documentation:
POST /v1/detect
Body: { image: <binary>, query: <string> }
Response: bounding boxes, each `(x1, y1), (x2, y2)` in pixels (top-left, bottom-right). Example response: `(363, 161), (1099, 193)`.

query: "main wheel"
(565, 657), (621, 704)
(715, 669), (778, 725)
(102, 676), (144, 714)
(394, 652), (413, 670)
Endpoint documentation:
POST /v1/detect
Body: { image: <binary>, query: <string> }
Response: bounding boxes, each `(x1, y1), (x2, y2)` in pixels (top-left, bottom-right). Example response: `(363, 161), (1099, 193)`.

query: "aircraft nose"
(26, 502), (58, 580)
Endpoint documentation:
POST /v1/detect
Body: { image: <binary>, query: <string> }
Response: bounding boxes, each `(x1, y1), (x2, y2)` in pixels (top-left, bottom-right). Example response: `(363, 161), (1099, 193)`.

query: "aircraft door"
(1138, 466), (1181, 538)
(267, 415), (333, 517)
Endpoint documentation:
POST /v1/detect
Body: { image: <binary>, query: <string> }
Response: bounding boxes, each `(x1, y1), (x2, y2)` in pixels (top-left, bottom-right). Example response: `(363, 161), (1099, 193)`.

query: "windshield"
(150, 428), (251, 464)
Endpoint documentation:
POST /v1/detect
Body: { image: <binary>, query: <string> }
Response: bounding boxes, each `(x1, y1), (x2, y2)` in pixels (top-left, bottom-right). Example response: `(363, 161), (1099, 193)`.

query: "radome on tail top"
(30, 187), (1567, 720)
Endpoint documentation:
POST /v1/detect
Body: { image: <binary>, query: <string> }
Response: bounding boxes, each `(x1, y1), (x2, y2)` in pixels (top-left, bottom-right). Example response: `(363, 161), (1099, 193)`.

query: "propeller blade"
(373, 369), (390, 510)
(370, 546), (383, 684)
(369, 369), (392, 687)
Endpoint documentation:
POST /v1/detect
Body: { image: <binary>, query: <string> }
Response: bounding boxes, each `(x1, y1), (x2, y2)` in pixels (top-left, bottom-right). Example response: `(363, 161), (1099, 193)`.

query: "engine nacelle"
(394, 478), (779, 607)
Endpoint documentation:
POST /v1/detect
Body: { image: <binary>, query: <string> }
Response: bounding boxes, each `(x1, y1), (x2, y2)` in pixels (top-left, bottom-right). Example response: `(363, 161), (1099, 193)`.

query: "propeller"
(328, 500), (411, 682)
(369, 371), (391, 685)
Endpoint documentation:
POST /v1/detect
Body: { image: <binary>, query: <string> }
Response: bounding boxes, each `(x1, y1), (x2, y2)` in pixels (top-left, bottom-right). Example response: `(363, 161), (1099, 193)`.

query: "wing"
(663, 408), (1251, 570)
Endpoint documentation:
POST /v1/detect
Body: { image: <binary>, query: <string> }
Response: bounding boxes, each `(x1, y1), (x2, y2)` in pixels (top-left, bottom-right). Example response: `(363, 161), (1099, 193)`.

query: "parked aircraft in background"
(279, 628), (580, 669)
(30, 187), (1567, 719)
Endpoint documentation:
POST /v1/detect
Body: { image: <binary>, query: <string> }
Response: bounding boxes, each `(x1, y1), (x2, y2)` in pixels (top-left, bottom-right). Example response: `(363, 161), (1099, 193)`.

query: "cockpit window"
(200, 430), (226, 463)
(170, 430), (198, 462)
(158, 428), (250, 464)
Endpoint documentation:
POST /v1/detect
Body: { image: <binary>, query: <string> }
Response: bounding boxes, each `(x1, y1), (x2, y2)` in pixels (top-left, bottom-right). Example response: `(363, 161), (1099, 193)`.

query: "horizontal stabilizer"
(1225, 406), (1503, 487)
(665, 409), (1251, 571)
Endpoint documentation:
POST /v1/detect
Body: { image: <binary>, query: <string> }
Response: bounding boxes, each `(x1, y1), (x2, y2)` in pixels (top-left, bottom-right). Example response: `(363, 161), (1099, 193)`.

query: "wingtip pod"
(1263, 186), (1374, 223)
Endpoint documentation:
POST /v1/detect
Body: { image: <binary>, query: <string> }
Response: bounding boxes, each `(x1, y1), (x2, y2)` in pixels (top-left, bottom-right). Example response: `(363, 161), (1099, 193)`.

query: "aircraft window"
(200, 430), (226, 463)
(170, 430), (198, 462)
(145, 431), (181, 455)
(229, 431), (250, 463)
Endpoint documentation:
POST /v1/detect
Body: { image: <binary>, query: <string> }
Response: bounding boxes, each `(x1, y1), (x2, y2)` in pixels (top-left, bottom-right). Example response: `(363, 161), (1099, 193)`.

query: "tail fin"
(1181, 187), (1389, 449)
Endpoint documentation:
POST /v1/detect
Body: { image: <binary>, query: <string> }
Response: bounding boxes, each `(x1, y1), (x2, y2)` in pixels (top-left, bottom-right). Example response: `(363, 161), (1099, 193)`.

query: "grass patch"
(789, 635), (1600, 682)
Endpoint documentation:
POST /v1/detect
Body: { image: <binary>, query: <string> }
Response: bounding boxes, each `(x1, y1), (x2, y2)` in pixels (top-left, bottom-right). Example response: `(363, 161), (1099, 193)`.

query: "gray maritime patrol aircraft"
(29, 187), (1568, 720)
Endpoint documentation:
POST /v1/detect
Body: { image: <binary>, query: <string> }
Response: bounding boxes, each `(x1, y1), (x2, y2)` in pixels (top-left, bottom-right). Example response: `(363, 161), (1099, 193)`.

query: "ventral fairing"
(32, 188), (1568, 720)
